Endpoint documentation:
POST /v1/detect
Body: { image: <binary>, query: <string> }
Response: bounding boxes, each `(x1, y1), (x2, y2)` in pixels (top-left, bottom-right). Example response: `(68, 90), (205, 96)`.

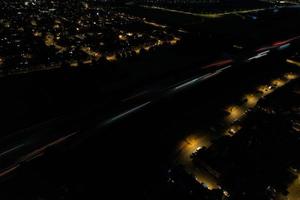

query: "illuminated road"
(277, 169), (300, 200)
(175, 132), (219, 190)
(286, 170), (300, 200)
(141, 5), (282, 18)
(225, 72), (298, 124)
(173, 71), (299, 192)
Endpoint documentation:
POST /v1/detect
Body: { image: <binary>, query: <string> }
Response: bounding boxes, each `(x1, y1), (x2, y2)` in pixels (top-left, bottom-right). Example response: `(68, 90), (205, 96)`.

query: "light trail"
(103, 101), (151, 125)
